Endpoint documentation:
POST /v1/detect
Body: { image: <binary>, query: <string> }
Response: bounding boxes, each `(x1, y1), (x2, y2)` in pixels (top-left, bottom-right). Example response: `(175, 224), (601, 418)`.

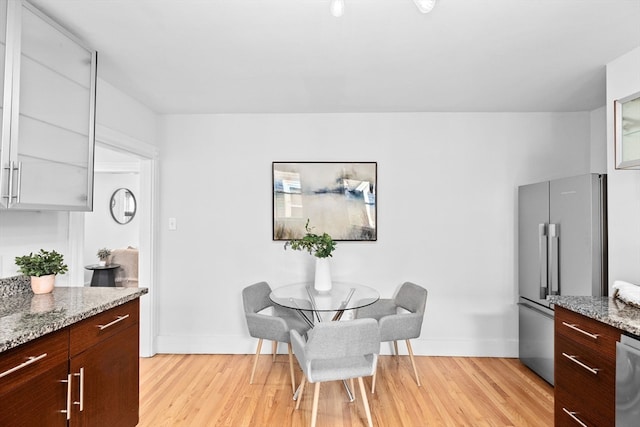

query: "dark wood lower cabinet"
(554, 306), (620, 427)
(70, 324), (139, 426)
(0, 299), (140, 427)
(0, 361), (69, 426)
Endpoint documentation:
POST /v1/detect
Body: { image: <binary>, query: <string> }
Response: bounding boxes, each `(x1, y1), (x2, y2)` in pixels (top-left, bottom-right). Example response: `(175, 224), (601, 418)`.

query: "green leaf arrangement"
(15, 249), (69, 277)
(284, 219), (336, 259)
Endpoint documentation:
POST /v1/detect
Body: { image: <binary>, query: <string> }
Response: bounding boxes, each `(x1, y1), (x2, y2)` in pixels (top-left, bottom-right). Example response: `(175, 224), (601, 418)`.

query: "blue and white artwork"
(273, 162), (377, 241)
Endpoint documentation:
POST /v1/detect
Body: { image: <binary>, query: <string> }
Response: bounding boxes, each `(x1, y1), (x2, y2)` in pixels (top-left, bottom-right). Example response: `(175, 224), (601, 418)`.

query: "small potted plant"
(285, 219), (336, 291)
(15, 249), (69, 294)
(97, 248), (111, 266)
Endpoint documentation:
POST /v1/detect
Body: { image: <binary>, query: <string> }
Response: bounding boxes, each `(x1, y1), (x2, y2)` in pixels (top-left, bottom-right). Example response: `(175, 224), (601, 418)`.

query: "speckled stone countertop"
(549, 296), (640, 336)
(0, 276), (148, 353)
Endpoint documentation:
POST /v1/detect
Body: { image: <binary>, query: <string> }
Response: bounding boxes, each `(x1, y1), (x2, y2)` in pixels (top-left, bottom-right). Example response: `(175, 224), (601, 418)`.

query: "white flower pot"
(30, 274), (55, 294)
(314, 258), (332, 292)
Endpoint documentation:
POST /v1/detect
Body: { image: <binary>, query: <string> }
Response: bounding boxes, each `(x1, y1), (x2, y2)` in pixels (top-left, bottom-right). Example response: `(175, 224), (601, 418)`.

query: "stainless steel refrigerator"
(518, 173), (607, 385)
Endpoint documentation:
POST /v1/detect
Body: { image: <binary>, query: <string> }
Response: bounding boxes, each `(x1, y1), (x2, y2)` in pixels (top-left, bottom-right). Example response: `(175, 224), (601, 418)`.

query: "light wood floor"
(139, 353), (554, 427)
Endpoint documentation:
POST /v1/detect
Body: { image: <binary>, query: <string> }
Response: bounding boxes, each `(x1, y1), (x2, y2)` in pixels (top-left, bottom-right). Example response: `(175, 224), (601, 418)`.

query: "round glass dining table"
(270, 281), (380, 401)
(269, 281), (379, 325)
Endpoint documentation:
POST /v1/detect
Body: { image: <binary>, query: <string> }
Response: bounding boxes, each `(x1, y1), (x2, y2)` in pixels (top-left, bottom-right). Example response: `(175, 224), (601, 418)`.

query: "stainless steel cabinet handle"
(549, 223), (559, 295)
(562, 408), (588, 427)
(538, 223), (548, 299)
(61, 373), (72, 420)
(562, 352), (599, 375)
(2, 165), (10, 201)
(0, 352), (48, 378)
(3, 161), (15, 202)
(562, 322), (600, 340)
(98, 314), (130, 330)
(15, 161), (22, 203)
(74, 367), (84, 411)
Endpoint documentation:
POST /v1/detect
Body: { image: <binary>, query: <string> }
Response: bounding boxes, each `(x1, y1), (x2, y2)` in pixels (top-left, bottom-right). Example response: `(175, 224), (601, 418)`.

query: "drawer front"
(555, 336), (615, 411)
(0, 361), (69, 427)
(0, 328), (69, 396)
(555, 385), (613, 427)
(70, 299), (139, 357)
(555, 306), (619, 360)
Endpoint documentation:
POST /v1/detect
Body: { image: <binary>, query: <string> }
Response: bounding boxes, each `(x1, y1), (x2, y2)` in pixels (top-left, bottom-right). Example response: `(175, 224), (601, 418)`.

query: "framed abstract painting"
(272, 161), (377, 241)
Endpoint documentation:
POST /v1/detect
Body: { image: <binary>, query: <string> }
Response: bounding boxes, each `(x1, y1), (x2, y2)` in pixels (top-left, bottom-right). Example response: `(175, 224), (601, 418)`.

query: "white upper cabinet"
(615, 91), (640, 169)
(0, 0), (97, 210)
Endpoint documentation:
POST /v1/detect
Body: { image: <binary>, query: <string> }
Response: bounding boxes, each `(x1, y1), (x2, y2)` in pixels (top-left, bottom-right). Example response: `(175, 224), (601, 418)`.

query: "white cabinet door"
(1, 0), (96, 210)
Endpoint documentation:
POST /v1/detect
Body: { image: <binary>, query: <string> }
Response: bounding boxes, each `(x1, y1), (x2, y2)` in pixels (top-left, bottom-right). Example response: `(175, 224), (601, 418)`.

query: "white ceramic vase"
(30, 274), (55, 294)
(314, 257), (332, 292)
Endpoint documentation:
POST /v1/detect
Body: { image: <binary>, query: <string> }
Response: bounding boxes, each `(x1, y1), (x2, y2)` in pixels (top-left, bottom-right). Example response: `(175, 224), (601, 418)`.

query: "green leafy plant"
(96, 248), (111, 261)
(15, 249), (69, 277)
(284, 219), (336, 258)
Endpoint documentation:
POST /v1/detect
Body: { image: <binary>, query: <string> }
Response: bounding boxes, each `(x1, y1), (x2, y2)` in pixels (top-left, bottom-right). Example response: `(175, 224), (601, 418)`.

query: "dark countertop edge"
(549, 296), (640, 336)
(0, 287), (149, 353)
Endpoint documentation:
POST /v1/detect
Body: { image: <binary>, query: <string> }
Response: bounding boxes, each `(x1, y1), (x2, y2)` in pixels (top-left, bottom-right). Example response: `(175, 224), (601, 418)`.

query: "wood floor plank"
(139, 354), (553, 426)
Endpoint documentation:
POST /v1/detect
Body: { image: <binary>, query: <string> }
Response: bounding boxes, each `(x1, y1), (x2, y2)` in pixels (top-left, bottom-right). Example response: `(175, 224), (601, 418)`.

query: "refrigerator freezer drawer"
(519, 301), (554, 385)
(616, 335), (640, 427)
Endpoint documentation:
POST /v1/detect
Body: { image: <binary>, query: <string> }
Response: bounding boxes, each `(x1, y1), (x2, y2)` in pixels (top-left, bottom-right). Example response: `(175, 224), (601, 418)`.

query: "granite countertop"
(549, 295), (640, 336)
(0, 276), (148, 353)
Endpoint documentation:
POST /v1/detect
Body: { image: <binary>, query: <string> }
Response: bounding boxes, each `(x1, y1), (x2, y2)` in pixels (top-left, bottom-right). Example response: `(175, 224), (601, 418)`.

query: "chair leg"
(272, 341), (277, 362)
(311, 382), (321, 427)
(371, 368), (377, 394)
(358, 377), (374, 427)
(393, 340), (399, 357)
(406, 339), (421, 387)
(296, 376), (307, 410)
(250, 338), (263, 384)
(350, 378), (356, 399)
(288, 343), (296, 394)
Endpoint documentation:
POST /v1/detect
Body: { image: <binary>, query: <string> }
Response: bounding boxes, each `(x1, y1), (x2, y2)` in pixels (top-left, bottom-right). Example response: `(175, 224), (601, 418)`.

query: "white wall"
(590, 106), (607, 173)
(0, 78), (157, 280)
(156, 111), (594, 357)
(607, 47), (640, 287)
(96, 79), (158, 146)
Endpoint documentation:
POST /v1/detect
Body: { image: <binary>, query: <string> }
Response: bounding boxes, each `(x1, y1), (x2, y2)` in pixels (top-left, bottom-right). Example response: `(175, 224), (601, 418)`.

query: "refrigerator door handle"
(549, 223), (560, 295)
(538, 223), (548, 299)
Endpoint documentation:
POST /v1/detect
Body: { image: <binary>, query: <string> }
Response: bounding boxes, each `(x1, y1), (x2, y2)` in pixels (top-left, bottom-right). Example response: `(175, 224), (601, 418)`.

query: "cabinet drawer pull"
(74, 367), (84, 411)
(562, 322), (599, 340)
(61, 373), (72, 420)
(562, 408), (588, 427)
(0, 352), (48, 378)
(98, 314), (130, 330)
(562, 352), (600, 375)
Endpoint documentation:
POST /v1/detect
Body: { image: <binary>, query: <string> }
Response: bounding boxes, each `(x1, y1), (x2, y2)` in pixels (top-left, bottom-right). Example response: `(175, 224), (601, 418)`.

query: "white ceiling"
(28, 0), (640, 114)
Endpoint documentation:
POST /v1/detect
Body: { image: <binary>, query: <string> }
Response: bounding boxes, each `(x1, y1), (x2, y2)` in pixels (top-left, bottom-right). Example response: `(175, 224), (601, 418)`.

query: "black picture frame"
(272, 161), (377, 241)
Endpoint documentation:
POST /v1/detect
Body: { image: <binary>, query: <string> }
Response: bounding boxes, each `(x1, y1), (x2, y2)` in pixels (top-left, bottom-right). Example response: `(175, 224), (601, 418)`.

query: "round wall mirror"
(110, 188), (137, 224)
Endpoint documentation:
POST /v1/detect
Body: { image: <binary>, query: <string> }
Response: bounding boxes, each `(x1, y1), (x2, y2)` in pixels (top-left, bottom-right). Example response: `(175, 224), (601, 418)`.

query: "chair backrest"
(394, 282), (428, 315)
(242, 281), (273, 315)
(305, 318), (380, 360)
(109, 247), (139, 287)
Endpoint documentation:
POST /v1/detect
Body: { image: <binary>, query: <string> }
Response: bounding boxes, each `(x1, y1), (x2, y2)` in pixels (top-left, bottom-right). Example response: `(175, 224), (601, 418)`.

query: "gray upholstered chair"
(355, 281), (427, 392)
(242, 281), (311, 394)
(291, 318), (380, 427)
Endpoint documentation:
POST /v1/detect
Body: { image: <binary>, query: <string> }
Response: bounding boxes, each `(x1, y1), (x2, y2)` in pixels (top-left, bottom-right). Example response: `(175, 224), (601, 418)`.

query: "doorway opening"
(70, 127), (158, 357)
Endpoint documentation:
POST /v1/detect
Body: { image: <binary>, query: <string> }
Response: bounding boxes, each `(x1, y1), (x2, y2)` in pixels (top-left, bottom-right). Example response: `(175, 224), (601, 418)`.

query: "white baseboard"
(155, 335), (518, 358)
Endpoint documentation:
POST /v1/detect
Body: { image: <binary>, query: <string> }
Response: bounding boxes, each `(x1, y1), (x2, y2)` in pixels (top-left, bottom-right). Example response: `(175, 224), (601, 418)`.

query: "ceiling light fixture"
(330, 0), (436, 18)
(330, 0), (345, 17)
(413, 0), (437, 14)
